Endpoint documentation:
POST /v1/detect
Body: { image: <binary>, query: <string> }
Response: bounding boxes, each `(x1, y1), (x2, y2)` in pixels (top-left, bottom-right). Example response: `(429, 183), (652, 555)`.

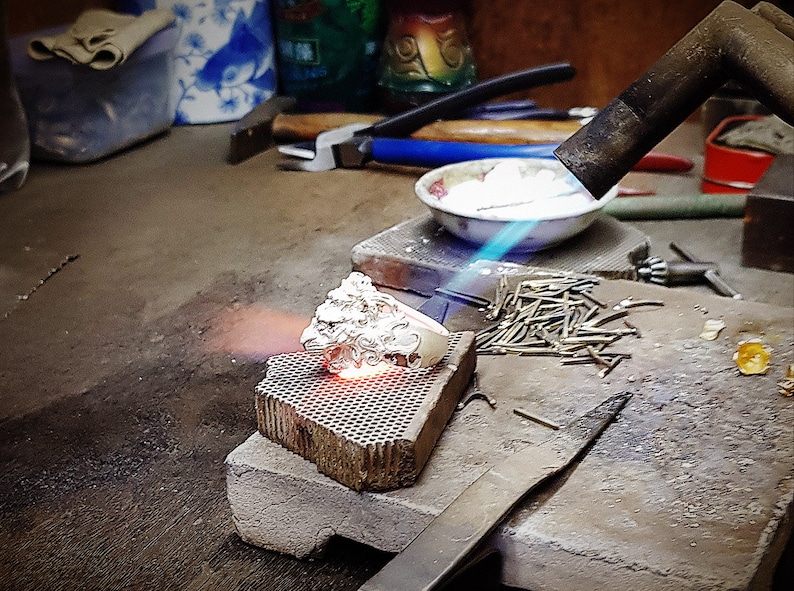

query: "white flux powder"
(442, 161), (595, 219)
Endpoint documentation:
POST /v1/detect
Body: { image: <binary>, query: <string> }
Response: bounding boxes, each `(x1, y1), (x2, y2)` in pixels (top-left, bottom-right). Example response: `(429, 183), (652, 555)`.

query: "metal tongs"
(277, 63), (577, 172)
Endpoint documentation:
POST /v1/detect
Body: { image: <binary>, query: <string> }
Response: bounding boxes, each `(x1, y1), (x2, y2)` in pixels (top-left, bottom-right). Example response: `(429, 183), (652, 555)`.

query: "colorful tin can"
(274, 0), (385, 112)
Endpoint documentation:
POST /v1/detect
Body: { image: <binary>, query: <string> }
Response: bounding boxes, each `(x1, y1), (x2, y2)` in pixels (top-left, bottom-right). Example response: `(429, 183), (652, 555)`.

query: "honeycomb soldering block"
(255, 332), (476, 492)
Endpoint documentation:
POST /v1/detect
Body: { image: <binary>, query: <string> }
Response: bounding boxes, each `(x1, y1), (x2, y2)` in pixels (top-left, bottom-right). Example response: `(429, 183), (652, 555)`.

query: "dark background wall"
(465, 0), (787, 108)
(6, 0), (788, 109)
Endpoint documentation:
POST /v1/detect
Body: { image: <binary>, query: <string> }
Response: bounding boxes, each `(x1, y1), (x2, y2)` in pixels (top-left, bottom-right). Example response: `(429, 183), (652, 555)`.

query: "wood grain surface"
(464, 0), (774, 108)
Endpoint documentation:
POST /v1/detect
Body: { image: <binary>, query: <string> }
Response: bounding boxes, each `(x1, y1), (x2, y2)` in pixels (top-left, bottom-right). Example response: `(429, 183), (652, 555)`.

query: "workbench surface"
(1, 122), (792, 590)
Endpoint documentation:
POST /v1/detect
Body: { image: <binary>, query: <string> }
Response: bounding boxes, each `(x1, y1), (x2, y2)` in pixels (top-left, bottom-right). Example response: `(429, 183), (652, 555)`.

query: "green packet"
(274, 0), (385, 112)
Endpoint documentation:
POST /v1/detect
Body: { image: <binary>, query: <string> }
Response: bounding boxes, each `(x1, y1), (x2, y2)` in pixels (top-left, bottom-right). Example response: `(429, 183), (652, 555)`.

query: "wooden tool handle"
(272, 113), (583, 145)
(271, 113), (382, 142)
(411, 119), (582, 144)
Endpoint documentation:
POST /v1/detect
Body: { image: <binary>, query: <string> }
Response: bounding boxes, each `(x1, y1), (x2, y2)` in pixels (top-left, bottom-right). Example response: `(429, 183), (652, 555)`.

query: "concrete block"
(226, 280), (794, 589)
(226, 432), (444, 558)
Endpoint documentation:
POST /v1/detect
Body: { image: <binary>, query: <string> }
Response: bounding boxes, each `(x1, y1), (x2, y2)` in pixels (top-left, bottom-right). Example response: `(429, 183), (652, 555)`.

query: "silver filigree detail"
(301, 272), (448, 373)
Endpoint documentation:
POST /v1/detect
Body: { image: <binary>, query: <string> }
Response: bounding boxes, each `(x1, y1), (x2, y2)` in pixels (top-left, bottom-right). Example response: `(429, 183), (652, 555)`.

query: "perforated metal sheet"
(255, 332), (476, 491)
(351, 214), (649, 296)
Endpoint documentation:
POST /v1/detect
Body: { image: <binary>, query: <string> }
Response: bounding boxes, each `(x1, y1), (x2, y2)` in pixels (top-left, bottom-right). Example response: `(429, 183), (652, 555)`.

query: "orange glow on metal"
(336, 362), (396, 380)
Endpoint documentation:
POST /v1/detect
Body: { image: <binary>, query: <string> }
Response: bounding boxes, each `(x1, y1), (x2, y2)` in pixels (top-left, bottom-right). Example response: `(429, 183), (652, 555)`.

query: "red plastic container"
(702, 115), (776, 194)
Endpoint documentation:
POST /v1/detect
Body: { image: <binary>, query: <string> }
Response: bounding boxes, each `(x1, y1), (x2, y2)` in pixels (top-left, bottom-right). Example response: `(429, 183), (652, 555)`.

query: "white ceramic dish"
(414, 158), (618, 252)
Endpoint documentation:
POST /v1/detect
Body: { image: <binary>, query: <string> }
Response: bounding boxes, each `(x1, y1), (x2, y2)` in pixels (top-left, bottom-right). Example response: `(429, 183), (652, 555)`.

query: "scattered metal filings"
(17, 254), (80, 302)
(3, 253), (81, 322)
(475, 272), (655, 378)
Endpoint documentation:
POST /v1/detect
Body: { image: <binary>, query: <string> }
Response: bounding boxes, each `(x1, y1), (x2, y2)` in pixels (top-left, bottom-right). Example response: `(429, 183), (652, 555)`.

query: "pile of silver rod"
(475, 273), (646, 378)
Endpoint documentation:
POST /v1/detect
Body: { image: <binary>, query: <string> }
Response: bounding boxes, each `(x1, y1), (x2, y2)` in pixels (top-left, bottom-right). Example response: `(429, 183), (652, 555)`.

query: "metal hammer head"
(227, 96), (297, 164)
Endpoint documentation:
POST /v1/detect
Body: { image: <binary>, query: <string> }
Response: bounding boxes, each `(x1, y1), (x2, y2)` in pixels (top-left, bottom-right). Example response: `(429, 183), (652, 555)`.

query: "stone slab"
(351, 213), (649, 297)
(226, 279), (794, 590)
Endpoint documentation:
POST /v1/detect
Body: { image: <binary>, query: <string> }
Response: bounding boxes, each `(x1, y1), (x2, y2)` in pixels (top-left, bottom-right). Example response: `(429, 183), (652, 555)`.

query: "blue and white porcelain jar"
(121, 0), (277, 124)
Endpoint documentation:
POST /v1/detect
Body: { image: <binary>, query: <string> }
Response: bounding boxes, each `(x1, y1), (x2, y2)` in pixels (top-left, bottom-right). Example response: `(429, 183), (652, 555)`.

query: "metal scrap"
(613, 297), (665, 311)
(734, 339), (771, 375)
(475, 273), (653, 377)
(2, 254), (81, 322)
(513, 407), (561, 430)
(699, 318), (726, 341)
(17, 254), (80, 302)
(457, 372), (497, 410)
(779, 365), (794, 397)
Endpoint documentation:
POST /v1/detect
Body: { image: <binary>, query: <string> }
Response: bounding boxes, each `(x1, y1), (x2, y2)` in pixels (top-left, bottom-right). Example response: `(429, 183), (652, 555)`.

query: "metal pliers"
(277, 63), (577, 172)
